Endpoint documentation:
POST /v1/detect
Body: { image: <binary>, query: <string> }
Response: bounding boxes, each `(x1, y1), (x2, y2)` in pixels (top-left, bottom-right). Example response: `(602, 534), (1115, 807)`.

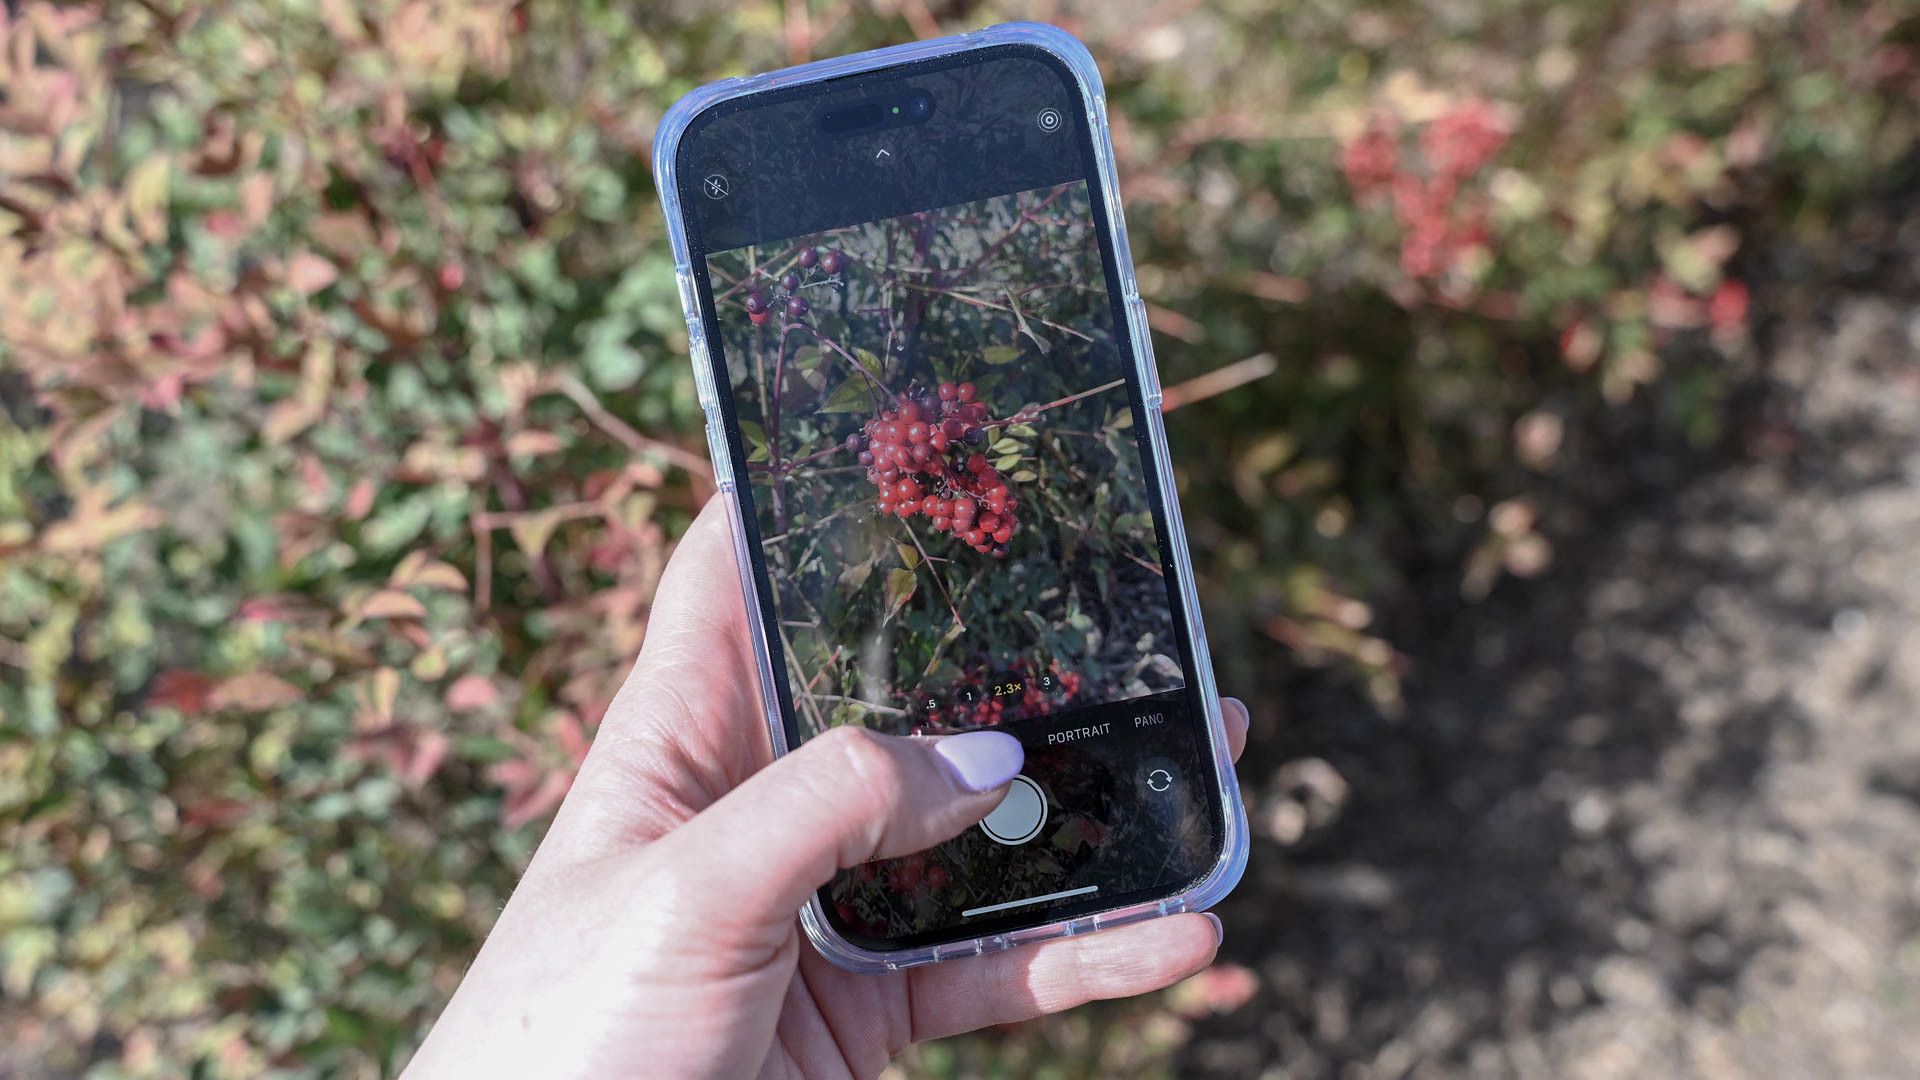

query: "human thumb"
(649, 726), (1024, 929)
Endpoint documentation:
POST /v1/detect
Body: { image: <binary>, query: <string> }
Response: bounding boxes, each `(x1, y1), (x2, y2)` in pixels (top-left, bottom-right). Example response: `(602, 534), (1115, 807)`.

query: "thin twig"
(749, 440), (849, 475)
(779, 624), (828, 733)
(987, 377), (1129, 426)
(1160, 353), (1278, 411)
(757, 502), (858, 547)
(473, 514), (493, 611)
(812, 694), (908, 717)
(902, 283), (1095, 343)
(1125, 552), (1167, 578)
(555, 377), (712, 478)
(470, 501), (609, 531)
(901, 520), (967, 632)
(803, 324), (891, 404)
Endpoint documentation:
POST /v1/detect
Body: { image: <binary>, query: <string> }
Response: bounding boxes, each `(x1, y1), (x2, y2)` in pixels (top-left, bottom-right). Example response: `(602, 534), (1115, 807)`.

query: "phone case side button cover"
(688, 330), (720, 410)
(687, 330), (733, 492)
(1125, 295), (1163, 409)
(677, 264), (721, 410)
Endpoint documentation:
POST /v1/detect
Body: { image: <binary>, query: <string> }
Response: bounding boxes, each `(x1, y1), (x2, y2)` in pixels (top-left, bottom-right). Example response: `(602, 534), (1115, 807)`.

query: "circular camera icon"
(1034, 107), (1064, 133)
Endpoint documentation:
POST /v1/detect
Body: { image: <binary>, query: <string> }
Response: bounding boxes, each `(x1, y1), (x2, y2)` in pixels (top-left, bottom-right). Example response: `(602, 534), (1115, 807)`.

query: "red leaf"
(182, 797), (251, 830)
(236, 594), (322, 624)
(209, 672), (303, 712)
(552, 711), (590, 765)
(138, 372), (186, 411)
(505, 430), (564, 457)
(287, 252), (338, 295)
(1170, 962), (1261, 1018)
(148, 670), (220, 715)
(445, 674), (499, 712)
(1708, 280), (1749, 333)
(402, 731), (450, 787)
(495, 768), (571, 829)
(343, 478), (378, 521)
(358, 589), (427, 621)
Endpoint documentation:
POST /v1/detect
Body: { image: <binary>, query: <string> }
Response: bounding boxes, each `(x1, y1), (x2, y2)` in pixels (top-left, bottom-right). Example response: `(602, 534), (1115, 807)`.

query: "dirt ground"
(1183, 216), (1920, 1078)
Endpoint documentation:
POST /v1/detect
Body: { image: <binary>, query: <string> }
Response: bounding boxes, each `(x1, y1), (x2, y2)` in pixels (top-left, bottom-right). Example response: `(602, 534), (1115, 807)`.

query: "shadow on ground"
(1183, 204), (1920, 1078)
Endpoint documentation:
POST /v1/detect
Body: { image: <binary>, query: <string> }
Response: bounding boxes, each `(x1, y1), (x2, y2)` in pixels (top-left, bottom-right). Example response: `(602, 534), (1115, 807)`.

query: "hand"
(403, 500), (1250, 1079)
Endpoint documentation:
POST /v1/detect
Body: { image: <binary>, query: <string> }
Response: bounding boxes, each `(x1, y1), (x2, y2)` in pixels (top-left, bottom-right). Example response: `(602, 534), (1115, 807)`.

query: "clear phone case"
(652, 21), (1249, 973)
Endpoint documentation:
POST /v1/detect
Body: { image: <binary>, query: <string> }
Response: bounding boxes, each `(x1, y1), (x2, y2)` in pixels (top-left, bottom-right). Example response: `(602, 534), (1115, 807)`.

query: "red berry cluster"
(849, 381), (1020, 558)
(1339, 116), (1400, 196)
(742, 245), (847, 326)
(1339, 102), (1508, 280)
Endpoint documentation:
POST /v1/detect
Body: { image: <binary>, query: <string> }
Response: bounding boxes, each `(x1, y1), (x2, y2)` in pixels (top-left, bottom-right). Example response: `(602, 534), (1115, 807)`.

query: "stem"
(901, 283), (1095, 343)
(555, 377), (712, 479)
(1124, 552), (1166, 578)
(811, 694), (908, 717)
(778, 624), (829, 733)
(768, 319), (794, 529)
(1160, 353), (1278, 411)
(757, 501), (858, 547)
(901, 520), (967, 632)
(770, 319), (791, 469)
(985, 377), (1128, 426)
(749, 440), (849, 476)
(713, 228), (859, 302)
(803, 324), (891, 405)
(472, 511), (493, 610)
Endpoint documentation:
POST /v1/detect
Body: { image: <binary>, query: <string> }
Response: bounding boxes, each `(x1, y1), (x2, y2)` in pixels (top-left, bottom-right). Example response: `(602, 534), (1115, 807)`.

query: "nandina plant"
(706, 184), (1185, 743)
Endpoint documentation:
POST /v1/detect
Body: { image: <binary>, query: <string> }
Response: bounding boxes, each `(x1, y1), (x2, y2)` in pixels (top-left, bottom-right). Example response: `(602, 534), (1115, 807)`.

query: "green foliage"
(1, 0), (1915, 1075)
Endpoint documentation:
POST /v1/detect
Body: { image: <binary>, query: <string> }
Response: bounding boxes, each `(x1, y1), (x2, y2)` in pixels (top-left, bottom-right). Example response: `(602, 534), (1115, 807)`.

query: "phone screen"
(677, 46), (1226, 950)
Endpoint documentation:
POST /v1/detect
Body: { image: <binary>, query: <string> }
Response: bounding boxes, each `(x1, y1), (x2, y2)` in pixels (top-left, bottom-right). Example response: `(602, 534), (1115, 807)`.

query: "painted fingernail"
(1202, 912), (1224, 945)
(932, 730), (1024, 793)
(1222, 696), (1248, 719)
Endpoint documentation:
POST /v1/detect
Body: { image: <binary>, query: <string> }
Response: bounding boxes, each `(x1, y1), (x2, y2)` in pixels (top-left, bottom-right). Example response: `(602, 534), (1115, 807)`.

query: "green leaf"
(820, 376), (876, 413)
(839, 558), (875, 591)
(990, 437), (1026, 455)
(1010, 469), (1037, 483)
(897, 543), (921, 569)
(360, 497), (432, 555)
(994, 453), (1022, 470)
(583, 333), (645, 392)
(739, 419), (768, 463)
(125, 155), (171, 243)
(981, 344), (1022, 365)
(884, 567), (917, 621)
(1005, 290), (1051, 353)
(919, 622), (968, 679)
(509, 509), (564, 557)
(1008, 424), (1038, 438)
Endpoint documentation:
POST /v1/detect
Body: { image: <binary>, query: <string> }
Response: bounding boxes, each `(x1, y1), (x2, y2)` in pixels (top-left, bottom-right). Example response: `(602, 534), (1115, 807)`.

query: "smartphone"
(653, 22), (1247, 972)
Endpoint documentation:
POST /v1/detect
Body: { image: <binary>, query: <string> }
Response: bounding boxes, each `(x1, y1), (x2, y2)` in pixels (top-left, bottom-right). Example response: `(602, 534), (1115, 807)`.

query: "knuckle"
(803, 726), (908, 826)
(818, 725), (900, 788)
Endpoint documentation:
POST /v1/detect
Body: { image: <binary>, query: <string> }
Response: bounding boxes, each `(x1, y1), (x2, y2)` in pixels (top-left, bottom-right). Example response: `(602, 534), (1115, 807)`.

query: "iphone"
(654, 22), (1247, 971)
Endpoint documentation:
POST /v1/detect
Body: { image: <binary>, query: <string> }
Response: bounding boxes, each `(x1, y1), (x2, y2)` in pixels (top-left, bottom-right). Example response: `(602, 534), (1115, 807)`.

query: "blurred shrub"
(1, 0), (1915, 1075)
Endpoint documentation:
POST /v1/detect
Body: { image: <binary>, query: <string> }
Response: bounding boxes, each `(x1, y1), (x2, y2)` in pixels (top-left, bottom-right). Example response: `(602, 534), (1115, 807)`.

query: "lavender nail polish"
(1203, 911), (1224, 945)
(932, 730), (1024, 793)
